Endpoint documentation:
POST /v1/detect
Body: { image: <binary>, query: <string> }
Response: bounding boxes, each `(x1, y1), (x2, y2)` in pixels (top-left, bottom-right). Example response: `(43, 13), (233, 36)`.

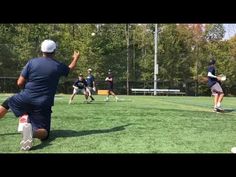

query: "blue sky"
(223, 24), (236, 40)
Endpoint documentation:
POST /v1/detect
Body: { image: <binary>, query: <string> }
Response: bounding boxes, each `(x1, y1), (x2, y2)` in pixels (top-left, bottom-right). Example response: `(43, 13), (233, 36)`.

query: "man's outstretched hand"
(73, 51), (80, 60)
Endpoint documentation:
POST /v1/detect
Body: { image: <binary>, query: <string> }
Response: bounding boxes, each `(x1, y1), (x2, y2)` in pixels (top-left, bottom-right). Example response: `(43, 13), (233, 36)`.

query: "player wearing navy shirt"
(69, 74), (89, 104)
(0, 39), (80, 150)
(105, 69), (119, 102)
(207, 59), (224, 112)
(86, 68), (96, 102)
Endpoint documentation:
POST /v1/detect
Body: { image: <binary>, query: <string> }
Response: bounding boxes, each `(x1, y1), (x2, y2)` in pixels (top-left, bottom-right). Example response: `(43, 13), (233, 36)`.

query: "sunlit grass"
(0, 94), (235, 153)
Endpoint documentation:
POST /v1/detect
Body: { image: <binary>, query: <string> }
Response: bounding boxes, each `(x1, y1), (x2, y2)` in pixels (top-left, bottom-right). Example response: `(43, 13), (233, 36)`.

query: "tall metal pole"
(126, 24), (130, 95)
(196, 45), (199, 96)
(154, 24), (158, 96)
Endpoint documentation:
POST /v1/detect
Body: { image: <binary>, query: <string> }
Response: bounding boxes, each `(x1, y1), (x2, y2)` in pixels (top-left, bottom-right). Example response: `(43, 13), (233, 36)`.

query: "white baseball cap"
(88, 68), (92, 72)
(41, 39), (56, 53)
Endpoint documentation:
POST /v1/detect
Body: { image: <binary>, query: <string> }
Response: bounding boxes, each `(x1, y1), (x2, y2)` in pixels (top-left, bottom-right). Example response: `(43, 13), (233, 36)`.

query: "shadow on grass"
(68, 101), (105, 105)
(0, 132), (19, 136)
(116, 99), (133, 102)
(223, 109), (236, 113)
(67, 99), (133, 105)
(31, 124), (132, 150)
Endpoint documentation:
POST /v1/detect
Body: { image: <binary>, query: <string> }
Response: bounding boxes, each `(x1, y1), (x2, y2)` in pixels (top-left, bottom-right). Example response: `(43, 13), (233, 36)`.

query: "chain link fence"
(1, 77), (234, 96)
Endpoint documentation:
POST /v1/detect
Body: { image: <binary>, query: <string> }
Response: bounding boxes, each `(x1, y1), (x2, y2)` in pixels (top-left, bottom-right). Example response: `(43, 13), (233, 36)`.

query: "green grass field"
(0, 94), (236, 153)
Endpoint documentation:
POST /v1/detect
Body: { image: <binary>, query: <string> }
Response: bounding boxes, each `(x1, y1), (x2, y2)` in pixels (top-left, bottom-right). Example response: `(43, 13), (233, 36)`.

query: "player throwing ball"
(207, 59), (224, 112)
(0, 39), (80, 150)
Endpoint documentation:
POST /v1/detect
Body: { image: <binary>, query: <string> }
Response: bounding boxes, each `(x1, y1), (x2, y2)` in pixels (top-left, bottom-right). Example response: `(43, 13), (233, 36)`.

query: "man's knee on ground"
(33, 129), (48, 140)
(0, 106), (8, 119)
(0, 98), (10, 118)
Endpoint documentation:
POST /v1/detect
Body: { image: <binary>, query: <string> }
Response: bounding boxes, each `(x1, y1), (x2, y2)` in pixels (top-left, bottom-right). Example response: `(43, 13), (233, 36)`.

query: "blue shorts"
(210, 82), (223, 96)
(107, 85), (113, 91)
(8, 95), (52, 135)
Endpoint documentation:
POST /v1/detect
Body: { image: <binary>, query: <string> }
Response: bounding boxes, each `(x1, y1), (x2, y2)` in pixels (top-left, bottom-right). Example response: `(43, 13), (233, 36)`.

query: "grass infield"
(0, 94), (235, 153)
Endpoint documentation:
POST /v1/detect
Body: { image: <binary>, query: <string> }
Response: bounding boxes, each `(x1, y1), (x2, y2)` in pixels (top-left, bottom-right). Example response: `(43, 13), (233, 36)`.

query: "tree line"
(0, 24), (235, 95)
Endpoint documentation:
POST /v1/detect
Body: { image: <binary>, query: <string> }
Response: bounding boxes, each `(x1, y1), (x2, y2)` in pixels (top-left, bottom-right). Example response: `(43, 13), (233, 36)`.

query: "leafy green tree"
(204, 24), (225, 41)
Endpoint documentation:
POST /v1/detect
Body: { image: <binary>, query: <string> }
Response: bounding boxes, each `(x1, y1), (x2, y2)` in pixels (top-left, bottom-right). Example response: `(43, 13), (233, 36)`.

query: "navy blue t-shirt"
(106, 74), (113, 89)
(73, 79), (87, 89)
(207, 65), (218, 87)
(86, 74), (95, 87)
(18, 57), (69, 107)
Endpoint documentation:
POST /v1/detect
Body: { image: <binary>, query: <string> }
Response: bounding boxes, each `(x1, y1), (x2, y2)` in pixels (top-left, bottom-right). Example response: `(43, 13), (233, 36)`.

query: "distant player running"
(105, 69), (119, 102)
(86, 68), (96, 102)
(69, 74), (89, 104)
(207, 59), (224, 112)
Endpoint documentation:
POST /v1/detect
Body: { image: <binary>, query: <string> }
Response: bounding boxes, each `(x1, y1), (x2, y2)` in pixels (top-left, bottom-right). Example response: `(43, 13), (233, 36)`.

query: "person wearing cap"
(207, 59), (224, 112)
(0, 39), (80, 150)
(69, 74), (89, 104)
(105, 69), (119, 102)
(86, 68), (96, 102)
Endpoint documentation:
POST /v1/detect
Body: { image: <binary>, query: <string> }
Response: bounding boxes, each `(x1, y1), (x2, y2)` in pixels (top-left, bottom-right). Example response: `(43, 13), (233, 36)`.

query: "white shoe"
(18, 114), (28, 133)
(20, 123), (33, 151)
(214, 106), (224, 112)
(216, 106), (224, 111)
(231, 147), (236, 153)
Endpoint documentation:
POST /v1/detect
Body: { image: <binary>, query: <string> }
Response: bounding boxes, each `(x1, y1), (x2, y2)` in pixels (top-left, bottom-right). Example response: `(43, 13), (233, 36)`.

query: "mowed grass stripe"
(0, 94), (236, 153)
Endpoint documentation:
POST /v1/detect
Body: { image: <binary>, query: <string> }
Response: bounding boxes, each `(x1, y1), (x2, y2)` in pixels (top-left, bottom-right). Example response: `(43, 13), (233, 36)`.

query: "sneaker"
(231, 147), (236, 153)
(20, 123), (33, 151)
(18, 114), (28, 133)
(214, 107), (224, 113)
(215, 106), (224, 112)
(115, 97), (119, 102)
(216, 107), (224, 112)
(213, 109), (220, 113)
